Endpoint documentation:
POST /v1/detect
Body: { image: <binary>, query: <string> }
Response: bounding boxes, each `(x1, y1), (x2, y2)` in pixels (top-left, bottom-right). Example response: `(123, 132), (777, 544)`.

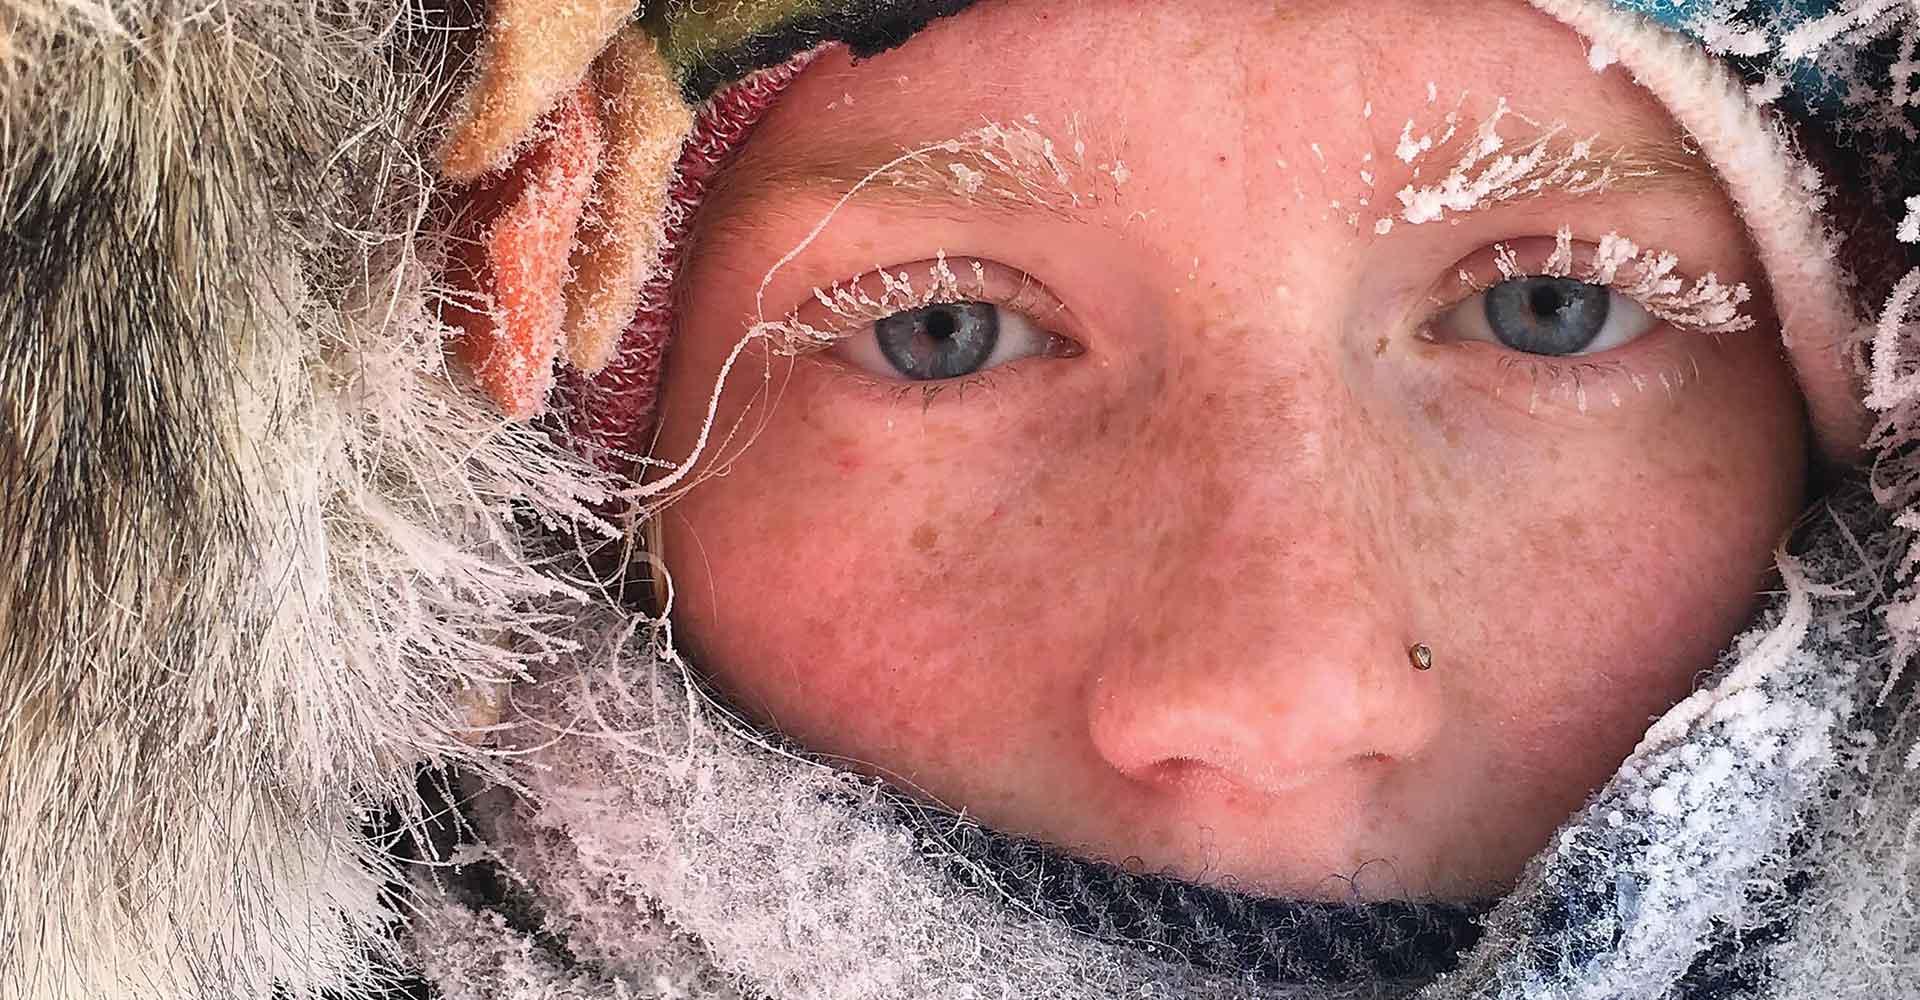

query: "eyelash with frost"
(1469, 227), (1756, 335)
(755, 253), (984, 356)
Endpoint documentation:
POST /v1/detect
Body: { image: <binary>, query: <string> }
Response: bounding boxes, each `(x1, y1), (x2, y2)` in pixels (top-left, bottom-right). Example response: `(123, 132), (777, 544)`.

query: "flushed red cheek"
(670, 414), (1096, 763)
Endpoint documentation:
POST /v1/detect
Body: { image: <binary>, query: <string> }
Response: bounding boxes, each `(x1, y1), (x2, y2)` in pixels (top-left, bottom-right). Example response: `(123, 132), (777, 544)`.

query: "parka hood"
(6, 2), (1920, 999)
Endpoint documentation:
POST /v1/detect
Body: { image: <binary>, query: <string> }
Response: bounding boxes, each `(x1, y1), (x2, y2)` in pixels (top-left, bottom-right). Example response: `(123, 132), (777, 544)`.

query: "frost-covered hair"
(8, 1), (1920, 1000)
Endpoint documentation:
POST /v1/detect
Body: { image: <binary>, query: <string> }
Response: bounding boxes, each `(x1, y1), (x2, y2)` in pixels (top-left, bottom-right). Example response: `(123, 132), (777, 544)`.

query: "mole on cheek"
(1421, 400), (1463, 448)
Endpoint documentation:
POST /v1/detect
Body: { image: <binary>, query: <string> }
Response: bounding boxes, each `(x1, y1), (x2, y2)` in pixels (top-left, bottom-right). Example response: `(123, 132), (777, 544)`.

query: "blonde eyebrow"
(697, 118), (1102, 237)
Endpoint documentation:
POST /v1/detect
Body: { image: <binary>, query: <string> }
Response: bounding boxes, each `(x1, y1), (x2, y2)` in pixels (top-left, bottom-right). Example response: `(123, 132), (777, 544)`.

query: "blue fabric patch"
(1608, 0), (1838, 31)
(1606, 0), (1847, 112)
(1606, 0), (1718, 30)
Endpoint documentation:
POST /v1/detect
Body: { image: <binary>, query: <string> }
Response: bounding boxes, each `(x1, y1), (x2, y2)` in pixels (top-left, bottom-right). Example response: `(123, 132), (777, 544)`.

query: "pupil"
(925, 308), (958, 341)
(1529, 285), (1568, 317)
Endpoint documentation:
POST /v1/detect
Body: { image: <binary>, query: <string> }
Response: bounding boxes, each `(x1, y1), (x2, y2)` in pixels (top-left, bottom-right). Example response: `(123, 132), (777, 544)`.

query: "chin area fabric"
(9, 3), (1920, 1000)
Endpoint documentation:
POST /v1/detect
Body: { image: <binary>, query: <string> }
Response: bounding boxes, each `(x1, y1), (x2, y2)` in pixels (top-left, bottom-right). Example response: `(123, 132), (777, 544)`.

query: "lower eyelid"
(1422, 333), (1704, 422)
(806, 356), (1041, 410)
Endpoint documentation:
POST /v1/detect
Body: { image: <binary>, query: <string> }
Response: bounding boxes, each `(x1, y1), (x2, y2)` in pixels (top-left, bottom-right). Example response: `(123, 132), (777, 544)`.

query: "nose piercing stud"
(1408, 643), (1434, 671)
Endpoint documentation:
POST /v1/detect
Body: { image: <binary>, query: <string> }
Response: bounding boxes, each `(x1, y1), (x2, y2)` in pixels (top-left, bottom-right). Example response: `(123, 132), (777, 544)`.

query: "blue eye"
(875, 302), (1000, 380)
(1442, 277), (1659, 357)
(831, 300), (1064, 381)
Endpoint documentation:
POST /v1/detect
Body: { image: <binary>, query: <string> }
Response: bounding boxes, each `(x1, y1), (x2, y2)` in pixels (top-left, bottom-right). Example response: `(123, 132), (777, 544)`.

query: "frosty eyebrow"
(700, 120), (1725, 242)
(1388, 122), (1722, 226)
(699, 122), (1097, 236)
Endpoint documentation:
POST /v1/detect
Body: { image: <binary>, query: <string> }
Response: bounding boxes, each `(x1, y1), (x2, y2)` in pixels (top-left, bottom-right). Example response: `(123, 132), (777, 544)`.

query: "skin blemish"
(910, 522), (940, 553)
(1421, 399), (1464, 448)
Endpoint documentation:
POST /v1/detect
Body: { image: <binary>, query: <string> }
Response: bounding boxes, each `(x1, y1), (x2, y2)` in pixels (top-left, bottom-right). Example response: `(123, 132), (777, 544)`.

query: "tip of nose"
(1086, 644), (1443, 803)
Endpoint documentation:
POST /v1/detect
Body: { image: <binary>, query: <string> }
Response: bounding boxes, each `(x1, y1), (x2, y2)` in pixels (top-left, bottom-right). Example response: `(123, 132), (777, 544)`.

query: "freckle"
(1200, 476), (1232, 517)
(804, 616), (835, 643)
(1145, 611), (1178, 649)
(910, 523), (939, 553)
(1030, 513), (1045, 528)
(1375, 337), (1390, 357)
(891, 469), (905, 485)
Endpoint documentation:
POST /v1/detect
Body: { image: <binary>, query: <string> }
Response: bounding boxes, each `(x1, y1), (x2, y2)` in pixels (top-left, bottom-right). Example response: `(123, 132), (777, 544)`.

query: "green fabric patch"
(644, 0), (836, 75)
(644, 0), (980, 100)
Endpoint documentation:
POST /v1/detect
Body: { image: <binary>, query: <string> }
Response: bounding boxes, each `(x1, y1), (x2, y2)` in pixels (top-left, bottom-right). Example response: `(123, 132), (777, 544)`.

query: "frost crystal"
(1393, 98), (1616, 226)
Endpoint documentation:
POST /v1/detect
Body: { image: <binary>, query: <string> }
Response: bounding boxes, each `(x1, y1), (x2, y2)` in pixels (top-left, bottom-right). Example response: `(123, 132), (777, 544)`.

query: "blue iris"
(874, 302), (1001, 380)
(1483, 278), (1613, 357)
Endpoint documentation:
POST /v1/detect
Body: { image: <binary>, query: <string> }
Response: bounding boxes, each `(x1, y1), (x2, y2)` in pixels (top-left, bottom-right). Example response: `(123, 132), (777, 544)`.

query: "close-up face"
(652, 0), (1809, 903)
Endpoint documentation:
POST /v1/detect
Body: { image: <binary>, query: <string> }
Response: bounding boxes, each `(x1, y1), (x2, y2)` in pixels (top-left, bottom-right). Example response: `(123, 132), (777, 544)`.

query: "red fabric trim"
(562, 48), (823, 473)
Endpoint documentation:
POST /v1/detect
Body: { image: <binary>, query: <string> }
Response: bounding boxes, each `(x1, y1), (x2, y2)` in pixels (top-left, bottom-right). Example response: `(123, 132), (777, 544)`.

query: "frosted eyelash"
(751, 253), (971, 356)
(1463, 227), (1756, 335)
(1494, 351), (1705, 416)
(755, 254), (1051, 358)
(1587, 232), (1755, 333)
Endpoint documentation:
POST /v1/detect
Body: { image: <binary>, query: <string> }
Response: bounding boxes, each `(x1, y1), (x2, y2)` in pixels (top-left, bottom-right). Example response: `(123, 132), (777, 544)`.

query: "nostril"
(1125, 752), (1365, 801)
(1131, 756), (1251, 797)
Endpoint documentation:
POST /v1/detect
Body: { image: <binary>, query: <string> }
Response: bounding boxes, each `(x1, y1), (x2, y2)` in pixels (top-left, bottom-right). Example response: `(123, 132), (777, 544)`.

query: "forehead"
(736, 0), (1691, 190)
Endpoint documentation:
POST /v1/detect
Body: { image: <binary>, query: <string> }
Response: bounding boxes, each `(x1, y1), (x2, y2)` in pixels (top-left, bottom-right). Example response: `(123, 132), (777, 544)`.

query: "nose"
(1083, 382), (1443, 800)
(1085, 602), (1442, 798)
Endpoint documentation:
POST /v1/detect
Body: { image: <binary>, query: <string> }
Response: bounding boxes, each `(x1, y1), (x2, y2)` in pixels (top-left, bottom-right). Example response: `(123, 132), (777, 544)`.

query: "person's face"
(652, 0), (1808, 901)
